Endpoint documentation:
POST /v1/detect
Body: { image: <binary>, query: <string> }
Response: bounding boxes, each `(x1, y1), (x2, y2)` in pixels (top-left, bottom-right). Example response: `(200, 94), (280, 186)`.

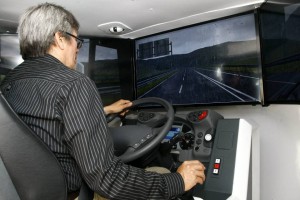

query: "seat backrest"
(0, 91), (67, 200)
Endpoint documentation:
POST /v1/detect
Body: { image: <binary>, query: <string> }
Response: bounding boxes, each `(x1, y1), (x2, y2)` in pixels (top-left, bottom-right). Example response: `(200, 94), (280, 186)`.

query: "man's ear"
(53, 32), (65, 50)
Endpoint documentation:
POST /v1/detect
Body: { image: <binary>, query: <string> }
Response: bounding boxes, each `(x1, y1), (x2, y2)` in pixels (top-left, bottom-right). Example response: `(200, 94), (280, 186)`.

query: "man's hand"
(177, 160), (206, 191)
(104, 99), (132, 115)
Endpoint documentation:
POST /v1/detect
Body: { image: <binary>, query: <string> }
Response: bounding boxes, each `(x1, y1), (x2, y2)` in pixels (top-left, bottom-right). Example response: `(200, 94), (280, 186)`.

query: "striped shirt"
(0, 54), (184, 199)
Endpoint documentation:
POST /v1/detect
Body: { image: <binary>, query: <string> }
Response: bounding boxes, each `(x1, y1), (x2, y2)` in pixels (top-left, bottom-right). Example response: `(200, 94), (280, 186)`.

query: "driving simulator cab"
(1, 0), (300, 199)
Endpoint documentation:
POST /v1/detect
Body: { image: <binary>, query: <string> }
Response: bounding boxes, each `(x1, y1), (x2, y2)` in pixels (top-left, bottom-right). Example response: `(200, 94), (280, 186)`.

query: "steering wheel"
(109, 97), (174, 163)
(106, 112), (119, 123)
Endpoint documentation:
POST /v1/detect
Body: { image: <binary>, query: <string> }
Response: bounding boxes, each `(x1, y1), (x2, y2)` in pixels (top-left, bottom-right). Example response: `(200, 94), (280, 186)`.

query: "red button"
(214, 163), (220, 169)
(198, 110), (208, 120)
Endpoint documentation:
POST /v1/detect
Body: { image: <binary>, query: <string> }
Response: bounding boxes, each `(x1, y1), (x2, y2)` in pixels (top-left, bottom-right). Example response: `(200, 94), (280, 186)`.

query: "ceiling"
(0, 0), (265, 39)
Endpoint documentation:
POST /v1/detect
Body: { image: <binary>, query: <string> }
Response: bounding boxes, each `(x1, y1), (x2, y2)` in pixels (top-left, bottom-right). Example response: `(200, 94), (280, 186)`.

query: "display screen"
(165, 127), (181, 140)
(0, 35), (23, 83)
(259, 1), (300, 103)
(77, 39), (122, 106)
(135, 13), (261, 105)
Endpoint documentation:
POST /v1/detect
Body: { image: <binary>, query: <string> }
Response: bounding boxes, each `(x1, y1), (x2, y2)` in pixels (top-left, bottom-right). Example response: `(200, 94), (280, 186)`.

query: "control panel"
(178, 109), (224, 162)
(194, 119), (252, 200)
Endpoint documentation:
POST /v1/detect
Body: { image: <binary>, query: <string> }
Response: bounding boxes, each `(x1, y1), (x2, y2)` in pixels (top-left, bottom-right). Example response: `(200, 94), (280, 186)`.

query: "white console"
(194, 119), (252, 200)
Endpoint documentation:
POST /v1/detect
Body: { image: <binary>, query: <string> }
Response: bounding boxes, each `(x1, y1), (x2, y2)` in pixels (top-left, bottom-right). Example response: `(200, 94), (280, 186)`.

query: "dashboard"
(127, 109), (224, 165)
(111, 107), (225, 172)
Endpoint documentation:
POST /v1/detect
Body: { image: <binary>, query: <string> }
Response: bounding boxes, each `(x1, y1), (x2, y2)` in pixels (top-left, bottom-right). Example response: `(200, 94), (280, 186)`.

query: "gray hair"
(18, 3), (80, 59)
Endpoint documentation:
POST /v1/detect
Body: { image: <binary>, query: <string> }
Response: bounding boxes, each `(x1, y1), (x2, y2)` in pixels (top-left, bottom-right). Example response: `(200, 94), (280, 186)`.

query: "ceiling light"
(109, 26), (124, 33)
(97, 22), (132, 36)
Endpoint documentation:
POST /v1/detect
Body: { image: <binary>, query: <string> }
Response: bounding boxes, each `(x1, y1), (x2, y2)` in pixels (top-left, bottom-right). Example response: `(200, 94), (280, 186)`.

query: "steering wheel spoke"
(120, 147), (135, 157)
(152, 126), (163, 136)
(137, 112), (167, 128)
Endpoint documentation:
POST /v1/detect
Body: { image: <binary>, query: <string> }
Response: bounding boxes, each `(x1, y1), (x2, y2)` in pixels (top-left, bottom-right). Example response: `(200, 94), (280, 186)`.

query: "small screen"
(165, 127), (181, 140)
(135, 13), (261, 106)
(0, 35), (23, 70)
(0, 35), (23, 83)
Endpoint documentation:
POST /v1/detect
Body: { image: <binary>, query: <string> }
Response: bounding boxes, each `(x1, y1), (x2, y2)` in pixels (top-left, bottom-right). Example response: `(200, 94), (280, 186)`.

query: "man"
(0, 3), (205, 199)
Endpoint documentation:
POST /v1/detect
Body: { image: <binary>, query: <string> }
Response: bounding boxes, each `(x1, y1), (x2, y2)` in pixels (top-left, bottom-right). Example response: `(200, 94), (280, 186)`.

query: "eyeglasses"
(64, 32), (84, 49)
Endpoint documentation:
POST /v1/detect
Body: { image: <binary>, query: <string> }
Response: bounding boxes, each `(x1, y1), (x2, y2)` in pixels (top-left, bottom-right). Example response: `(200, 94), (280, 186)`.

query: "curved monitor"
(135, 12), (262, 106)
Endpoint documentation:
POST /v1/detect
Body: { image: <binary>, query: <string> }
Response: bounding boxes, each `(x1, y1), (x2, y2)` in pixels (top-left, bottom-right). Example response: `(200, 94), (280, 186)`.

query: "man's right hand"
(176, 160), (206, 191)
(104, 99), (132, 115)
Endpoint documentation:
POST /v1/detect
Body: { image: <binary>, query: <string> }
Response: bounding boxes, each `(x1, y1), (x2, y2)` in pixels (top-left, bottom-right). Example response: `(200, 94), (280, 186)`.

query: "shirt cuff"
(161, 172), (185, 198)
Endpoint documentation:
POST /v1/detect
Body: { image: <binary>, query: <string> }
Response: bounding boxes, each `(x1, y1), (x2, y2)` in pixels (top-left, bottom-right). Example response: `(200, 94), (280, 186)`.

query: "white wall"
(210, 104), (300, 200)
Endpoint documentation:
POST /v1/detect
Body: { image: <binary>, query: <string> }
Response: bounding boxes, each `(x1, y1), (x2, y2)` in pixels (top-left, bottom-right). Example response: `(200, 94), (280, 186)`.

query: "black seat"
(0, 91), (68, 200)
